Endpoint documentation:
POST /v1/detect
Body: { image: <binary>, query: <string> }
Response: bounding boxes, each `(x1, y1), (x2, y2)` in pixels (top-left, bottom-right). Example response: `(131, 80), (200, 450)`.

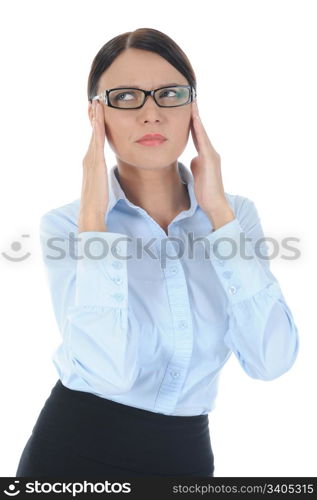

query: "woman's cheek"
(106, 124), (124, 152)
(176, 127), (190, 147)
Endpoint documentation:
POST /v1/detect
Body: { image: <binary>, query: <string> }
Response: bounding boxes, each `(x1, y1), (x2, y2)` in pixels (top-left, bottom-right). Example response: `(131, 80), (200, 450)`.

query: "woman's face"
(89, 48), (193, 169)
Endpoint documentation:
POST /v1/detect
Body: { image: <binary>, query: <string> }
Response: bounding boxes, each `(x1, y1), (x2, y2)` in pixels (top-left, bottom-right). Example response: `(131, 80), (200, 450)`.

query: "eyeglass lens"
(108, 86), (191, 108)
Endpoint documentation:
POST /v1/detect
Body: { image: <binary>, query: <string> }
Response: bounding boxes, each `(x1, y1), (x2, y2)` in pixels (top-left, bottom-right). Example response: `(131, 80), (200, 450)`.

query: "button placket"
(154, 240), (193, 413)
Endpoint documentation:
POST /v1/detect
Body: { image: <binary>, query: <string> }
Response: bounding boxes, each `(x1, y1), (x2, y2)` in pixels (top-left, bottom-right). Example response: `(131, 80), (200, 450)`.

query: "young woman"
(16, 27), (299, 478)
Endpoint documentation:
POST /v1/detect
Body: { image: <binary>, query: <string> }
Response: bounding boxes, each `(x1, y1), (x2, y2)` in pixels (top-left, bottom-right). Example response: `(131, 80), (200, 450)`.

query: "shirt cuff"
(206, 218), (273, 305)
(75, 231), (128, 308)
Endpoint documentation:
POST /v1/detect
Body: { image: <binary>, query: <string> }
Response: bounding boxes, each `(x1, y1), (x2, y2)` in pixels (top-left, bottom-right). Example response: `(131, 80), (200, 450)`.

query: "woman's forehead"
(99, 51), (187, 89)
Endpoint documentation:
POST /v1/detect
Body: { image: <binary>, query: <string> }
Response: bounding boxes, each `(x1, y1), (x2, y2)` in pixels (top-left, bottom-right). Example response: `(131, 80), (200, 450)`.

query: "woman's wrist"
(204, 204), (235, 231)
(78, 213), (107, 233)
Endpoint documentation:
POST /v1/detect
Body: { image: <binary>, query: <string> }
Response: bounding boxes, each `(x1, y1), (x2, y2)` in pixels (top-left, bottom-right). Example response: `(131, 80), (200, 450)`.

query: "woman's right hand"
(78, 99), (109, 233)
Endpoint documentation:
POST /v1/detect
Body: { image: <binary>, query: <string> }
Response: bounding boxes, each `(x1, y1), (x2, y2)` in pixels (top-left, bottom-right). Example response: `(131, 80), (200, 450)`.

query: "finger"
(191, 102), (205, 151)
(94, 100), (106, 147)
(85, 101), (105, 165)
(191, 102), (209, 149)
(86, 102), (98, 153)
(190, 116), (199, 151)
(89, 101), (105, 165)
(191, 101), (216, 155)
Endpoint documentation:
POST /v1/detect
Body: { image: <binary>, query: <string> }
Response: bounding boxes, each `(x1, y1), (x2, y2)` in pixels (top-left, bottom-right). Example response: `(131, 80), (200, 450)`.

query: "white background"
(0, 0), (316, 477)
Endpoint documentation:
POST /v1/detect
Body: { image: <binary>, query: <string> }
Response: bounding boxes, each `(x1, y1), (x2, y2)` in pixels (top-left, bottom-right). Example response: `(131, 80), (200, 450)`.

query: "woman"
(16, 27), (299, 478)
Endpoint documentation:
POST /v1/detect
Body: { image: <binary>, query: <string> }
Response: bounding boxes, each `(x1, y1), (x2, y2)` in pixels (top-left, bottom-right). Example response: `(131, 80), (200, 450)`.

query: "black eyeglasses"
(91, 85), (197, 109)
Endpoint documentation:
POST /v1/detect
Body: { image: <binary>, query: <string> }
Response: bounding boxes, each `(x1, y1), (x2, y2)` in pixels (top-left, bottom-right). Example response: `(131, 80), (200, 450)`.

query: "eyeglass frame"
(91, 84), (197, 109)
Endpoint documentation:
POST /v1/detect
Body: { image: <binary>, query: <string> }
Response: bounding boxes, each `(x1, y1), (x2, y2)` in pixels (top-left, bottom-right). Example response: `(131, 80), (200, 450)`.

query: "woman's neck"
(115, 160), (190, 232)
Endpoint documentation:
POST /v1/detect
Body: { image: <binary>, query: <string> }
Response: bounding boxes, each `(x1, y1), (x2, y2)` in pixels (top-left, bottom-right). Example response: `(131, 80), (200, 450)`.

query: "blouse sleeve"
(206, 197), (299, 380)
(39, 209), (139, 394)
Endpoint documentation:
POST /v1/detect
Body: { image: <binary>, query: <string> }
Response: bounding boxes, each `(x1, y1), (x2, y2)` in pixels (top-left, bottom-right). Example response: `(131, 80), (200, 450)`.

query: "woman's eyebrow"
(113, 83), (182, 89)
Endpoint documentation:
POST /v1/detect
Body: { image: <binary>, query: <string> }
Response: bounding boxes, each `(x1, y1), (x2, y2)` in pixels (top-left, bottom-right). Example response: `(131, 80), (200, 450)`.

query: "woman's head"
(87, 28), (197, 170)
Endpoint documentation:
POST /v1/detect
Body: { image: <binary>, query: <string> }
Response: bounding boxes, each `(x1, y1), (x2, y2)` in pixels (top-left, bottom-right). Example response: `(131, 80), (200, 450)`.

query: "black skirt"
(16, 379), (214, 477)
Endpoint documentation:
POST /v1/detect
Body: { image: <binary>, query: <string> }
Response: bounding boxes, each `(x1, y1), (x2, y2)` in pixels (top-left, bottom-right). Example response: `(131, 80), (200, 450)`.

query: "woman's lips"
(136, 139), (167, 146)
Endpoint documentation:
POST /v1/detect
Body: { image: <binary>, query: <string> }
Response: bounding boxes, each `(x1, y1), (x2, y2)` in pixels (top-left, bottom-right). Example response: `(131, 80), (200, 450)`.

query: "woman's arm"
(205, 196), (299, 380)
(39, 208), (139, 394)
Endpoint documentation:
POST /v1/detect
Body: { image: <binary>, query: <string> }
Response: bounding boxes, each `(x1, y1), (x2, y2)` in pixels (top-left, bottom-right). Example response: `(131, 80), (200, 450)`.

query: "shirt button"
(113, 276), (123, 285)
(170, 371), (180, 378)
(170, 266), (178, 275)
(222, 270), (233, 279)
(112, 293), (124, 302)
(178, 320), (188, 329)
(112, 261), (123, 269)
(215, 259), (225, 266)
(228, 285), (237, 295)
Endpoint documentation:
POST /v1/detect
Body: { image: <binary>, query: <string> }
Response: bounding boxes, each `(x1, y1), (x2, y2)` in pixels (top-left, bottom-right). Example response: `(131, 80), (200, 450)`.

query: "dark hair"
(87, 27), (197, 102)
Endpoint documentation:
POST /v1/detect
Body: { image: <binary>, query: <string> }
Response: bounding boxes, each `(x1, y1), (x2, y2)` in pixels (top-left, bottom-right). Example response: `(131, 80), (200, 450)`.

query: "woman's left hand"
(190, 100), (233, 220)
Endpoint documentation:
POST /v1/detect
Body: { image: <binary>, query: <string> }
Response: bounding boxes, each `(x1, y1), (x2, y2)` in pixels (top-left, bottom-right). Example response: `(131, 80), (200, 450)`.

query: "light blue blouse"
(39, 162), (299, 416)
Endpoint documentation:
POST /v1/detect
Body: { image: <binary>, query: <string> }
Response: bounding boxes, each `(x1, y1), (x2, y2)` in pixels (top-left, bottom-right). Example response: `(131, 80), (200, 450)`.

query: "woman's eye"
(115, 92), (134, 101)
(159, 90), (176, 98)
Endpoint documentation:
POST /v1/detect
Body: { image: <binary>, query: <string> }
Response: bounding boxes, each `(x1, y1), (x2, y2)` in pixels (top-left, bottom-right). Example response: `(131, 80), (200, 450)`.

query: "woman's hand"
(190, 100), (235, 229)
(78, 99), (109, 233)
